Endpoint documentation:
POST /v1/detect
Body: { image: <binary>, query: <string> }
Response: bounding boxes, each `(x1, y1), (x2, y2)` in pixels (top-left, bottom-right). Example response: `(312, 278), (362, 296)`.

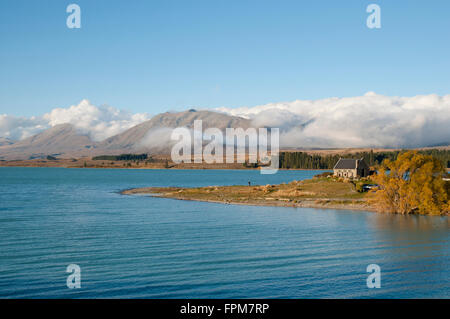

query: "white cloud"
(0, 115), (48, 140)
(0, 100), (151, 142)
(138, 127), (175, 150)
(1, 93), (449, 148)
(216, 92), (450, 148)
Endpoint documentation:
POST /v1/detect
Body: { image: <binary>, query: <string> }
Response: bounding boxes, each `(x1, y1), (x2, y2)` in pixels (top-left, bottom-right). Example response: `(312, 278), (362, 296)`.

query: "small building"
(333, 158), (369, 179)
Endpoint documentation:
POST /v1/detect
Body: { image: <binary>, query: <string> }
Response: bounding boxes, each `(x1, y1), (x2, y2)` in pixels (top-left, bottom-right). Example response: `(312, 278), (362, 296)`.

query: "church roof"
(333, 158), (368, 170)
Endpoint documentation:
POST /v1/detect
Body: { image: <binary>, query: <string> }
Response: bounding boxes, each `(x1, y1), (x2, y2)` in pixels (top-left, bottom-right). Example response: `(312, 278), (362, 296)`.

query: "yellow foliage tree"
(369, 151), (449, 215)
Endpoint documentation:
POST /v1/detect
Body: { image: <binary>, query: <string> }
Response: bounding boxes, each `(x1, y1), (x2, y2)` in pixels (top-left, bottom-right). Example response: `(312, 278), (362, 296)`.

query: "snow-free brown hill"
(98, 109), (251, 152)
(0, 124), (95, 160)
(0, 110), (252, 159)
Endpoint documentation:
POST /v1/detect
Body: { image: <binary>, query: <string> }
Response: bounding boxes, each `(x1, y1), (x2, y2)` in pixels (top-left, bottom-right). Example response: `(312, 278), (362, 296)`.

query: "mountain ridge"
(1, 109), (449, 160)
(0, 110), (251, 159)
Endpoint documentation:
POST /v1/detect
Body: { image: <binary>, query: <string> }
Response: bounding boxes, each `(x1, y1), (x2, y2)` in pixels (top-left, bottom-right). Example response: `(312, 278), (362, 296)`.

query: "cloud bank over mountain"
(216, 92), (450, 148)
(1, 93), (449, 148)
(0, 114), (48, 141)
(0, 100), (150, 141)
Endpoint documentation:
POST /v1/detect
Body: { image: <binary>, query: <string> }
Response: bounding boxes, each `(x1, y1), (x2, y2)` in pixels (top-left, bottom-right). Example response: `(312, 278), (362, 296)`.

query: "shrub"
(314, 171), (333, 178)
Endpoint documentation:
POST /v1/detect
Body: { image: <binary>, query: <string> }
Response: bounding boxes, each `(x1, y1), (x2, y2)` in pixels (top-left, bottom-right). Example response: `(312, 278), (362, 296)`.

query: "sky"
(1, 0), (450, 117)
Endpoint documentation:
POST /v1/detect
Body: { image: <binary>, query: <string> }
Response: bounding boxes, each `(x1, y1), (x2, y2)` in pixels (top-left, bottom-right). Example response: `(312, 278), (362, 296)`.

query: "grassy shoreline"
(121, 177), (376, 212)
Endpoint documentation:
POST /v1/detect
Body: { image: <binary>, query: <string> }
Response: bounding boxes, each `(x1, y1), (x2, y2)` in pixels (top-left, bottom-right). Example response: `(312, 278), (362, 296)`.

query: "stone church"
(333, 158), (370, 179)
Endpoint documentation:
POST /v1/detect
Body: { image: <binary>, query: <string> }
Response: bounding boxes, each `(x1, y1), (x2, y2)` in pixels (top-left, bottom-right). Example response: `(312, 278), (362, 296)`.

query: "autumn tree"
(369, 151), (449, 215)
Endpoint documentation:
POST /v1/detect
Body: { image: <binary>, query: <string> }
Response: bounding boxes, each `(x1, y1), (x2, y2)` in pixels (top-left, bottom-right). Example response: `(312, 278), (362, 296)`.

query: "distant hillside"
(1, 108), (448, 161)
(0, 124), (95, 160)
(97, 109), (251, 153)
(0, 110), (251, 159)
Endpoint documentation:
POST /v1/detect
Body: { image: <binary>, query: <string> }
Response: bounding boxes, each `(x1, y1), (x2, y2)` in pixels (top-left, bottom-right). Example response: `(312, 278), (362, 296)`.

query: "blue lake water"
(0, 167), (448, 298)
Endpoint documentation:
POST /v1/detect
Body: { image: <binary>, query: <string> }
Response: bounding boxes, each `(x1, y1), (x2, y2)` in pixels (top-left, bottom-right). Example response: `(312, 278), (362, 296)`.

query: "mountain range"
(0, 110), (251, 160)
(2, 107), (449, 161)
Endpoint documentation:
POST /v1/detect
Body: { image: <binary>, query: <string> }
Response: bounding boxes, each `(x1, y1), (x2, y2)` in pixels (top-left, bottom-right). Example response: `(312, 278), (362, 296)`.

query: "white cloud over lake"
(216, 92), (450, 148)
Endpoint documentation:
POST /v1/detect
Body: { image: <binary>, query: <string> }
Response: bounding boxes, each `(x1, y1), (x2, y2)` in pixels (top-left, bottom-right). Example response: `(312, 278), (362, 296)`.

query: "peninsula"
(121, 176), (375, 211)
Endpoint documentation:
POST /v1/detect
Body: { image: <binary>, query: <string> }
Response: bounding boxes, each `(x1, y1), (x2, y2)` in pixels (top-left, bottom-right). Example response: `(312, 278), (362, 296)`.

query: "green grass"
(144, 177), (368, 203)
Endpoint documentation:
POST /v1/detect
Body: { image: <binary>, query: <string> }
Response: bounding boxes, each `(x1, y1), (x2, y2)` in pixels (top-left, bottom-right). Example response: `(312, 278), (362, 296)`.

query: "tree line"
(279, 149), (450, 169)
(92, 154), (148, 161)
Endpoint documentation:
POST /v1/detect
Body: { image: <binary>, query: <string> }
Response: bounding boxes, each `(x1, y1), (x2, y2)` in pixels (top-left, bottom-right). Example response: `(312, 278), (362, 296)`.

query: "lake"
(0, 167), (448, 298)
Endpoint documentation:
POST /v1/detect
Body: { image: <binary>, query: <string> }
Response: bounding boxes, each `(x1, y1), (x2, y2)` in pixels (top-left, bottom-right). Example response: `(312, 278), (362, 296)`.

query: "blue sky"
(1, 0), (449, 116)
